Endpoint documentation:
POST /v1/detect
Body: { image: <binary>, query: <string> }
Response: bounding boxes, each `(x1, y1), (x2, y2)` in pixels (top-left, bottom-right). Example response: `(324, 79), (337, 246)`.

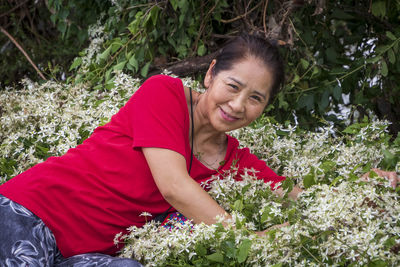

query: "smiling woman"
(0, 33), (397, 266)
(0, 33), (287, 265)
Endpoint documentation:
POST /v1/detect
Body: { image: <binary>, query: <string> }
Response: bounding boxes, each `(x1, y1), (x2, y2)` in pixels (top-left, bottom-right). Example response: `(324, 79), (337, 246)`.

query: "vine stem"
(193, 0), (220, 55)
(285, 64), (366, 95)
(0, 26), (47, 80)
(220, 1), (263, 23)
(0, 0), (30, 18)
(263, 0), (269, 35)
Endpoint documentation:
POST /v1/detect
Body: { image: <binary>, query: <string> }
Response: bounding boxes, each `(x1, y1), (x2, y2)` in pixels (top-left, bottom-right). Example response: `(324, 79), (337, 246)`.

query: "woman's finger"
(371, 168), (399, 188)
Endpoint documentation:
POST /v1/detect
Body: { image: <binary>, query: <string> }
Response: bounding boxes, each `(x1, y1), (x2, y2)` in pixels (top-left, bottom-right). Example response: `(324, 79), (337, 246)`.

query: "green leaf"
(195, 244), (207, 256)
(371, 1), (386, 18)
(368, 259), (388, 267)
(197, 44), (207, 56)
(369, 170), (379, 178)
(233, 199), (244, 211)
(278, 93), (289, 110)
(297, 94), (315, 111)
(150, 6), (160, 26)
(394, 41), (399, 53)
(319, 90), (330, 111)
(288, 208), (297, 224)
(281, 178), (294, 193)
(388, 48), (396, 64)
(303, 173), (316, 189)
(330, 176), (343, 186)
(325, 47), (339, 63)
(386, 31), (397, 41)
(343, 124), (361, 134)
(311, 66), (320, 77)
(237, 239), (252, 263)
(105, 69), (112, 83)
(113, 60), (127, 71)
(111, 43), (122, 53)
(261, 207), (272, 222)
(300, 58), (309, 70)
(69, 57), (82, 71)
(57, 21), (67, 38)
(381, 149), (398, 169)
(140, 62), (151, 77)
(366, 56), (381, 63)
(169, 0), (178, 10)
(128, 56), (139, 72)
(375, 45), (390, 54)
(332, 85), (342, 101)
(320, 160), (336, 172)
(50, 14), (57, 24)
(381, 60), (388, 76)
(206, 252), (224, 263)
(331, 8), (354, 19)
(99, 46), (112, 61)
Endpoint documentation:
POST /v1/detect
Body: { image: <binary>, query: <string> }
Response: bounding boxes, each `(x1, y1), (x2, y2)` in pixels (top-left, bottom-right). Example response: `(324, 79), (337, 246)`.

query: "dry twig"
(0, 26), (47, 80)
(263, 0), (269, 36)
(220, 1), (263, 24)
(0, 0), (30, 19)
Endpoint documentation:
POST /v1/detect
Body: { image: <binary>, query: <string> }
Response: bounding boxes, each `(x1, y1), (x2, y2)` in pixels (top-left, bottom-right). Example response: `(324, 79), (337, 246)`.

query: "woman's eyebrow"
(227, 76), (245, 86)
(253, 90), (267, 100)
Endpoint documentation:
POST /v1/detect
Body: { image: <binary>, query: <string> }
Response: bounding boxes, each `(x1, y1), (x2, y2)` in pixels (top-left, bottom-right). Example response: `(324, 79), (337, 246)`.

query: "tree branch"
(149, 51), (219, 77)
(220, 1), (263, 23)
(0, 26), (47, 80)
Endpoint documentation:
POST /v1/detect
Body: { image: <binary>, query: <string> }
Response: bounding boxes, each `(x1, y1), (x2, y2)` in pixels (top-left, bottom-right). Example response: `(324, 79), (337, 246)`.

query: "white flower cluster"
(272, 181), (400, 266)
(230, 117), (394, 187)
(206, 168), (286, 231)
(0, 73), (140, 182)
(120, 171), (400, 266)
(80, 20), (107, 71)
(293, 181), (400, 265)
(1, 73), (398, 265)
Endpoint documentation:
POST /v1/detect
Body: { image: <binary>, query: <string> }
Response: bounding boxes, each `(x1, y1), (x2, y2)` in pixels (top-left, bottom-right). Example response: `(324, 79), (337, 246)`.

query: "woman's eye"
(229, 84), (239, 90)
(251, 95), (262, 102)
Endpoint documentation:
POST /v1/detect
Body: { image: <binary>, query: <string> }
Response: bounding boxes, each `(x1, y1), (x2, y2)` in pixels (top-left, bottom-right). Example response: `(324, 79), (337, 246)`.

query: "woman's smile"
(219, 106), (240, 122)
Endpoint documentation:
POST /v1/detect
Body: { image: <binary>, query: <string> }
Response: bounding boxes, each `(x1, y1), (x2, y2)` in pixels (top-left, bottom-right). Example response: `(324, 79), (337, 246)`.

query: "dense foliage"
(1, 0), (400, 133)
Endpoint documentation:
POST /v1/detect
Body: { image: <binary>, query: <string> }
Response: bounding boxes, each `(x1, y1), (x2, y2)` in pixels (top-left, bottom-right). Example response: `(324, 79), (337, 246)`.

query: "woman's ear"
(204, 59), (217, 89)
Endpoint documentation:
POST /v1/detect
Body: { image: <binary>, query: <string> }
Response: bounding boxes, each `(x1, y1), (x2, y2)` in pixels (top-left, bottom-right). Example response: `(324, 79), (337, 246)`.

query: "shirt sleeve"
(131, 75), (188, 157)
(236, 147), (285, 189)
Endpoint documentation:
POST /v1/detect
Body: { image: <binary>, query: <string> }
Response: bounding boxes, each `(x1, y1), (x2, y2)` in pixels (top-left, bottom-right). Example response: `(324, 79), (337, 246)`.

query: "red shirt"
(0, 75), (284, 257)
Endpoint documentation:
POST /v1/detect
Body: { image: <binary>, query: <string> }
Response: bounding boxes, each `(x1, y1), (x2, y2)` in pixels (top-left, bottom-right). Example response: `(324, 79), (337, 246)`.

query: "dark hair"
(212, 33), (284, 103)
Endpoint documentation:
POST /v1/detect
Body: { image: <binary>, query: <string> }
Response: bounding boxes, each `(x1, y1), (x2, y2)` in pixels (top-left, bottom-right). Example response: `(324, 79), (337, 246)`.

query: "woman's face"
(203, 57), (273, 132)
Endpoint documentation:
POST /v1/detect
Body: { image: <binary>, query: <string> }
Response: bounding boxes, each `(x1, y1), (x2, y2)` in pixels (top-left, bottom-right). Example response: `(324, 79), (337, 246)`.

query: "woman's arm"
(143, 147), (230, 225)
(274, 185), (303, 201)
(361, 168), (399, 188)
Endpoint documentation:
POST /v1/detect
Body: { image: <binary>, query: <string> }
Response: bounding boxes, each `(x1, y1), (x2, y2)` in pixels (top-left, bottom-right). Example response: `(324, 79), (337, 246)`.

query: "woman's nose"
(229, 95), (246, 113)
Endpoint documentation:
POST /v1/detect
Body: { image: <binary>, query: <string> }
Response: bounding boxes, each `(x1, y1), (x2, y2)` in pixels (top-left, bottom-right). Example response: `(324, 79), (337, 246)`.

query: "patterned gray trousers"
(0, 194), (142, 267)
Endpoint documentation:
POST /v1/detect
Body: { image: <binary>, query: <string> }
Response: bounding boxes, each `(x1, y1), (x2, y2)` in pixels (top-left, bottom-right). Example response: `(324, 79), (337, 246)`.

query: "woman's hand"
(275, 185), (303, 201)
(361, 168), (399, 188)
(255, 222), (290, 237)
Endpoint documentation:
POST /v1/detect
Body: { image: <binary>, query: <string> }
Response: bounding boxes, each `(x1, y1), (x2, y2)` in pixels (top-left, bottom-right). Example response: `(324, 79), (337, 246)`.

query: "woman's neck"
(190, 93), (227, 169)
(191, 92), (225, 145)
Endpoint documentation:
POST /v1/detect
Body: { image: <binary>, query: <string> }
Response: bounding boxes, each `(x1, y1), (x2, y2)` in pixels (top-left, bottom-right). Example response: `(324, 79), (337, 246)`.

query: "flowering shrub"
(231, 116), (400, 188)
(1, 74), (399, 265)
(119, 172), (400, 266)
(0, 72), (140, 183)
